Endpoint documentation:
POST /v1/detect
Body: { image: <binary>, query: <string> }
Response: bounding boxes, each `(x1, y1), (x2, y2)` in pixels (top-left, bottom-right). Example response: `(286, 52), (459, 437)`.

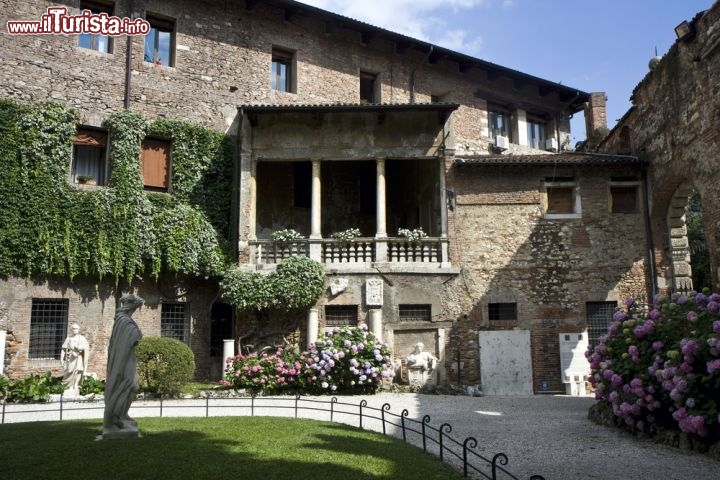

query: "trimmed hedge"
(136, 336), (196, 397)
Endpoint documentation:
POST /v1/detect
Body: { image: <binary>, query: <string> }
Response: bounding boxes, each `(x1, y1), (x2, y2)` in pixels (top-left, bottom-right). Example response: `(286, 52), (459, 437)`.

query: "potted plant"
(77, 175), (96, 186)
(331, 228), (361, 244)
(398, 227), (427, 243)
(270, 229), (304, 242)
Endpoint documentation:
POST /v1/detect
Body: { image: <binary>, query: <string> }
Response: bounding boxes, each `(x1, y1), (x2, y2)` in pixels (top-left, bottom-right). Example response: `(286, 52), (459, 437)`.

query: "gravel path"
(2, 393), (718, 480)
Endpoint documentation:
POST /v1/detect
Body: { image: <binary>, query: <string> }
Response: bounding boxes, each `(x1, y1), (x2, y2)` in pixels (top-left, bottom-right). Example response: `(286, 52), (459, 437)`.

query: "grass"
(0, 417), (464, 480)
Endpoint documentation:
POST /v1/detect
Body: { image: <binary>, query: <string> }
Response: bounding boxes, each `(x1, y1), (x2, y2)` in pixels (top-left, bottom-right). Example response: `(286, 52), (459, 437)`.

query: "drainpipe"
(123, 0), (135, 109)
(642, 164), (658, 300)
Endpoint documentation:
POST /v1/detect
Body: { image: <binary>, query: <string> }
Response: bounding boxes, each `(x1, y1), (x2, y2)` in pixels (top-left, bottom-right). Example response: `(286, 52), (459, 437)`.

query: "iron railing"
(1, 394), (544, 480)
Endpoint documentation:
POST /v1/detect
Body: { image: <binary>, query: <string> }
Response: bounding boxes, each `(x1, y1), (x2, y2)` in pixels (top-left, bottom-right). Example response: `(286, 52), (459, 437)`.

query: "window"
(325, 305), (358, 327)
(72, 127), (108, 185)
(271, 47), (294, 92)
(144, 15), (174, 66)
(399, 305), (431, 322)
(544, 177), (581, 218)
(161, 302), (189, 343)
(610, 177), (639, 214)
(141, 137), (171, 191)
(488, 106), (512, 141)
(293, 161), (311, 208)
(488, 302), (517, 321)
(586, 301), (617, 347)
(29, 299), (69, 359)
(527, 118), (547, 149)
(78, 1), (113, 53)
(360, 71), (378, 104)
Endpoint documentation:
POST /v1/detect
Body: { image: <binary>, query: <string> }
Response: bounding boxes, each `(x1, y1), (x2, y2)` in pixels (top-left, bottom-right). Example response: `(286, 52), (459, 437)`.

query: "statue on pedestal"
(101, 294), (144, 440)
(406, 342), (438, 386)
(61, 323), (90, 398)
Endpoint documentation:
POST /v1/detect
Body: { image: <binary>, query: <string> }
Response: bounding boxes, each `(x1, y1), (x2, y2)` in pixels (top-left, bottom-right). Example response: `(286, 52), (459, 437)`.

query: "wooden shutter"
(141, 138), (170, 190)
(547, 187), (574, 214)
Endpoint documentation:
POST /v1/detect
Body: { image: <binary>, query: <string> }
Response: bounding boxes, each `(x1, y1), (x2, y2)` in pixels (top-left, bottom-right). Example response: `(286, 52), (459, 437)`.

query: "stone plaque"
(365, 279), (383, 306)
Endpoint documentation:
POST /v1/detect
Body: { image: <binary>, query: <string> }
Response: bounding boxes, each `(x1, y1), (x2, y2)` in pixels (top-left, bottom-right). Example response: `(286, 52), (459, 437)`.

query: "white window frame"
(543, 180), (581, 220)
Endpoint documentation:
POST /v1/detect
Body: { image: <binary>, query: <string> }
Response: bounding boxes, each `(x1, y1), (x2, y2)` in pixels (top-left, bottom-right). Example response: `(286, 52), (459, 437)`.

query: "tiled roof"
(239, 102), (460, 113)
(454, 152), (644, 166)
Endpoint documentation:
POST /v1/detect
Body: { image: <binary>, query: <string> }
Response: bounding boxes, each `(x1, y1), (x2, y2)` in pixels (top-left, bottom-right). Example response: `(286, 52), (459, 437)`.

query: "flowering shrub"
(271, 229), (304, 242)
(331, 228), (361, 242)
(222, 325), (395, 394)
(397, 228), (427, 242)
(587, 291), (720, 442)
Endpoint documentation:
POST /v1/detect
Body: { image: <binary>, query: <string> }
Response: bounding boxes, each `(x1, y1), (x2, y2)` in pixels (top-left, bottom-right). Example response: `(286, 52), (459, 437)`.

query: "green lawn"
(0, 417), (464, 480)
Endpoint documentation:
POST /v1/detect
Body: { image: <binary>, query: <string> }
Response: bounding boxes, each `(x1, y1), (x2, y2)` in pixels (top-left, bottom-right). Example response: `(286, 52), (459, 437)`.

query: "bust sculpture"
(406, 342), (437, 372)
(102, 294), (144, 439)
(60, 323), (90, 398)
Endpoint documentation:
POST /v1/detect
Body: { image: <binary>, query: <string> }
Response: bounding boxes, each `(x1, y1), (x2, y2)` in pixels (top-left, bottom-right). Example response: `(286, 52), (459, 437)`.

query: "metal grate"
(586, 301), (617, 347)
(324, 305), (358, 326)
(488, 302), (517, 321)
(29, 299), (69, 359)
(161, 302), (188, 343)
(399, 305), (432, 322)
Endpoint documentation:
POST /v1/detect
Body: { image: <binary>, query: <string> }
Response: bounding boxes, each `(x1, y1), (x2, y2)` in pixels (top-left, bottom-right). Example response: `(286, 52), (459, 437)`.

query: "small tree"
(136, 336), (195, 397)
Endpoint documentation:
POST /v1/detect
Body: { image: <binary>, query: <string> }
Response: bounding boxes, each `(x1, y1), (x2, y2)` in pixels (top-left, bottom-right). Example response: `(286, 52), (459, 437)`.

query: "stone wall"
(601, 2), (720, 291)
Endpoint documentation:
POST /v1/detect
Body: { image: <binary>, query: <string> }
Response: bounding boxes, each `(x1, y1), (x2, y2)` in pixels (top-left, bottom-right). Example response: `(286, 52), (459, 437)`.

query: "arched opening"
(686, 191), (711, 289)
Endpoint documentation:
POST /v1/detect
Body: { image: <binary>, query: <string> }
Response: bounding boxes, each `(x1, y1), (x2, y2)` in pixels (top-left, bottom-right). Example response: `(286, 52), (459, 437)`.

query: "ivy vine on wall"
(0, 99), (233, 283)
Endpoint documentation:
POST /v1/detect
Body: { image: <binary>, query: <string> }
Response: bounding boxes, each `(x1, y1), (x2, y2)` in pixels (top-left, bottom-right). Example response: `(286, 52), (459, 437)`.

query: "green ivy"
(220, 256), (326, 312)
(0, 99), (233, 283)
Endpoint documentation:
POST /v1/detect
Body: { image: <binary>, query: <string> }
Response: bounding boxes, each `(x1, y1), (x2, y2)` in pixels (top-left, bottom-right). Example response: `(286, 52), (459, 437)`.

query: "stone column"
(375, 157), (388, 261)
(438, 155), (448, 238)
(248, 159), (258, 263)
(368, 309), (383, 342)
(309, 160), (323, 261)
(222, 339), (235, 377)
(307, 308), (319, 348)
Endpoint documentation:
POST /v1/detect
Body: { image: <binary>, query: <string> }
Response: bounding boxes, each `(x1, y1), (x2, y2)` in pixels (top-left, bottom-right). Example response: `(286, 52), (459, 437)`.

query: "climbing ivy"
(220, 256), (327, 312)
(0, 99), (232, 283)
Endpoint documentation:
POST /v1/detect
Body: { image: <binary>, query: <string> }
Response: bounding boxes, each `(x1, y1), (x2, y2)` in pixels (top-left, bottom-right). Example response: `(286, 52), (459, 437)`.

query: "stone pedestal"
(368, 309), (382, 342)
(97, 426), (142, 441)
(307, 308), (319, 348)
(222, 339), (235, 377)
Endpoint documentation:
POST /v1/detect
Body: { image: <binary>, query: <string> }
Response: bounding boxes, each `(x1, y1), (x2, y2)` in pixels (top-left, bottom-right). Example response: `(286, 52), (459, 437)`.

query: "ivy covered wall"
(0, 100), (233, 284)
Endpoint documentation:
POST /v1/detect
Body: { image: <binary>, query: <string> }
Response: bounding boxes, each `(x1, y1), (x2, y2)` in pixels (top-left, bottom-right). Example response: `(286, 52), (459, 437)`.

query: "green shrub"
(0, 372), (63, 402)
(80, 376), (105, 396)
(136, 336), (196, 397)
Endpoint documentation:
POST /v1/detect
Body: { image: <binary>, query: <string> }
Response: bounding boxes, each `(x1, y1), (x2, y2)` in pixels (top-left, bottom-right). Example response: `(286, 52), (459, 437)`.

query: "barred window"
(586, 301), (617, 347)
(399, 305), (431, 322)
(29, 299), (69, 359)
(488, 303), (517, 321)
(161, 302), (188, 343)
(325, 305), (358, 327)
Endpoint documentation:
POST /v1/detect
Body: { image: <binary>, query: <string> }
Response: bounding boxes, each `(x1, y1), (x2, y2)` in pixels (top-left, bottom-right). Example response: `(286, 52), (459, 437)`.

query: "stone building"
(0, 0), (653, 393)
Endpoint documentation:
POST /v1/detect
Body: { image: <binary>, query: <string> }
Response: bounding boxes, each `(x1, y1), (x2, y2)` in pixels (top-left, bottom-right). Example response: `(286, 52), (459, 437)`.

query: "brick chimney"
(584, 92), (608, 138)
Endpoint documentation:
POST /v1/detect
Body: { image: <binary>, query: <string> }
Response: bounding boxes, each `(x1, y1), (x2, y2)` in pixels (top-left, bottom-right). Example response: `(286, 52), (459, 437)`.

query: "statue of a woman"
(103, 294), (144, 437)
(60, 323), (90, 398)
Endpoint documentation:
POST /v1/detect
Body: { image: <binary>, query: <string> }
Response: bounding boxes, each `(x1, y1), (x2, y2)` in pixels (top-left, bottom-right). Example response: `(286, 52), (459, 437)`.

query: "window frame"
(271, 47), (295, 93)
(29, 298), (69, 360)
(324, 305), (359, 327)
(161, 301), (190, 344)
(488, 104), (512, 142)
(586, 301), (617, 347)
(359, 71), (378, 104)
(609, 177), (640, 214)
(398, 304), (432, 322)
(543, 177), (581, 219)
(78, 0), (114, 53)
(526, 116), (547, 150)
(144, 14), (175, 67)
(141, 136), (173, 192)
(71, 126), (109, 186)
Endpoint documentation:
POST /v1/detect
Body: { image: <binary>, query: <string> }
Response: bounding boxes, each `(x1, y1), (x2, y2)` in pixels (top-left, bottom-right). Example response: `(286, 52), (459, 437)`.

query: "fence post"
(359, 400), (367, 429)
(400, 409), (408, 442)
(251, 393), (256, 417)
(295, 395), (300, 419)
(205, 394), (210, 418)
(160, 396), (164, 418)
(439, 423), (452, 461)
(421, 415), (431, 451)
(491, 453), (508, 480)
(59, 394), (63, 421)
(1, 399), (5, 424)
(380, 403), (390, 435)
(463, 437), (478, 477)
(330, 397), (337, 422)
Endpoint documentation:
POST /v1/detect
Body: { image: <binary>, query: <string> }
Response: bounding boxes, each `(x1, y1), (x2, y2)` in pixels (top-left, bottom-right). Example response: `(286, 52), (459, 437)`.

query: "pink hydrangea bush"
(222, 325), (395, 394)
(587, 291), (720, 441)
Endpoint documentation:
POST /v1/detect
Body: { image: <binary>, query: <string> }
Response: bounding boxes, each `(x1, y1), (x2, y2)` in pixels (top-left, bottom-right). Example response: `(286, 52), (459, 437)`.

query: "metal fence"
(1, 395), (544, 480)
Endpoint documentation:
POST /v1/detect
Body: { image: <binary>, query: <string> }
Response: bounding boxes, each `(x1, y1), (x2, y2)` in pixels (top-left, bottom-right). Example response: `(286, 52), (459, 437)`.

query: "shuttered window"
(141, 138), (171, 191)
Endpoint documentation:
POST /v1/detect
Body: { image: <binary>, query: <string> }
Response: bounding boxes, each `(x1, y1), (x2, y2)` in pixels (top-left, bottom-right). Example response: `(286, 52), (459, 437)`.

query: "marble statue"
(102, 294), (144, 439)
(406, 342), (438, 386)
(60, 323), (90, 398)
